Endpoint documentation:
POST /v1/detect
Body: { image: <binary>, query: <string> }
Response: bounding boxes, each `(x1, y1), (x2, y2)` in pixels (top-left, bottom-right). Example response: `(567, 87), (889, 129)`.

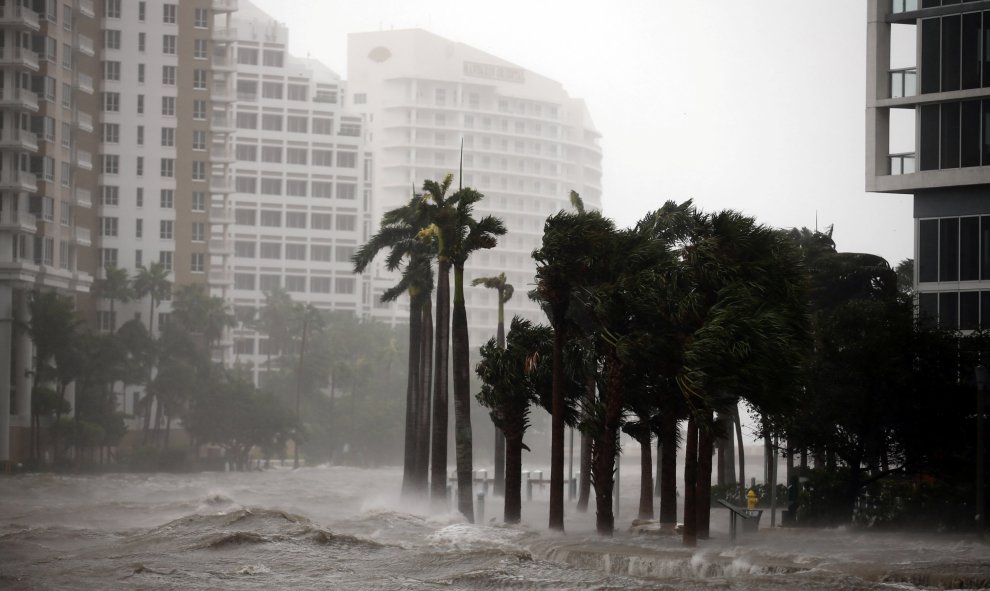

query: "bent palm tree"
(472, 272), (514, 496)
(92, 266), (132, 332)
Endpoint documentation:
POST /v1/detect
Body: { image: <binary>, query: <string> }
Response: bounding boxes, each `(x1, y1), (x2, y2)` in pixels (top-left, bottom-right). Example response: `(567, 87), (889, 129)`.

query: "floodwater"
(1, 465), (988, 590)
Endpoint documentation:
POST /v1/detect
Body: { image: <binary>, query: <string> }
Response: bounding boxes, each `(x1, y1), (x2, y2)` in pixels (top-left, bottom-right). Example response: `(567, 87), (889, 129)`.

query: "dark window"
(983, 216), (990, 280)
(920, 292), (939, 327)
(984, 100), (990, 165)
(942, 16), (961, 91)
(984, 12), (990, 87)
(963, 100), (981, 167)
(920, 104), (941, 171)
(920, 219), (940, 282)
(983, 291), (990, 328)
(961, 291), (980, 330)
(922, 0), (941, 8)
(941, 102), (960, 169)
(961, 12), (981, 90)
(940, 292), (959, 329)
(962, 216), (980, 280)
(940, 217), (959, 282)
(922, 18), (942, 94)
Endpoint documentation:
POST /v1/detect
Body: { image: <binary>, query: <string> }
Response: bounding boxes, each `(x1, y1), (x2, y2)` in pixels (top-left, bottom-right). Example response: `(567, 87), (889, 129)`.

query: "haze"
(248, 0), (914, 265)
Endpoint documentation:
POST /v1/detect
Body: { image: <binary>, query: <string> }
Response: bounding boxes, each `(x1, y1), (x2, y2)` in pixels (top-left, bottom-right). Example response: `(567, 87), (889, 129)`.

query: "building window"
(262, 82), (283, 99)
(159, 250), (173, 272)
(337, 152), (357, 168)
(261, 114), (283, 131)
(236, 144), (258, 161)
(135, 218), (143, 238)
(260, 242), (281, 259)
(160, 220), (173, 240)
(260, 210), (281, 227)
(138, 63), (145, 83)
(162, 35), (176, 55)
(286, 180), (307, 197)
(336, 245), (356, 263)
(287, 148), (307, 165)
(313, 150), (333, 167)
(101, 123), (119, 144)
(101, 185), (119, 206)
(288, 84), (307, 101)
(261, 146), (282, 163)
(260, 178), (282, 195)
(285, 244), (306, 260)
(286, 212), (306, 228)
(102, 154), (119, 174)
(262, 49), (283, 67)
(160, 189), (174, 208)
(190, 252), (204, 273)
(161, 127), (175, 147)
(163, 4), (176, 24)
(311, 277), (331, 293)
(136, 188), (144, 207)
(137, 1), (145, 21)
(312, 118), (334, 135)
(104, 0), (120, 19)
(193, 39), (207, 60)
(236, 112), (258, 129)
(194, 8), (208, 28)
(161, 96), (175, 116)
(337, 183), (356, 200)
(103, 30), (121, 49)
(237, 47), (258, 65)
(234, 241), (255, 258)
(311, 213), (332, 230)
(191, 161), (205, 181)
(311, 244), (331, 261)
(100, 217), (118, 236)
(193, 69), (207, 89)
(136, 156), (144, 176)
(162, 65), (176, 85)
(138, 32), (145, 52)
(193, 100), (207, 120)
(335, 278), (355, 294)
(312, 182), (333, 198)
(259, 274), (280, 291)
(285, 275), (306, 292)
(234, 273), (256, 290)
(192, 130), (206, 150)
(287, 116), (307, 133)
(336, 214), (356, 232)
(99, 247), (118, 268)
(192, 192), (206, 212)
(235, 176), (257, 193)
(102, 92), (120, 112)
(137, 95), (144, 114)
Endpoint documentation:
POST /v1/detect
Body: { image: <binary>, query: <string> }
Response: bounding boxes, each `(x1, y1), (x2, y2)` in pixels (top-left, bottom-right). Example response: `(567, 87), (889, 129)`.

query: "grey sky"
(249, 0), (914, 265)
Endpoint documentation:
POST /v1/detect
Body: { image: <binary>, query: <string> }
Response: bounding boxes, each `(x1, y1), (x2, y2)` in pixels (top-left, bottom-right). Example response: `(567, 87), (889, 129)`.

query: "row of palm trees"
(353, 174), (505, 521)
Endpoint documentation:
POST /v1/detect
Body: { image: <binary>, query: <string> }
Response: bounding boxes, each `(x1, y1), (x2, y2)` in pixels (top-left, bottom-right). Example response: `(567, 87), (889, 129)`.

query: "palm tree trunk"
(638, 432), (654, 520)
(493, 299), (506, 497)
(504, 431), (523, 524)
(697, 415), (714, 539)
(659, 411), (678, 526)
(430, 259), (451, 507)
(683, 414), (698, 547)
(416, 296), (433, 490)
(164, 413), (172, 450)
(734, 403), (746, 495)
(451, 264), (473, 522)
(401, 293), (423, 499)
(549, 305), (567, 531)
(577, 374), (594, 513)
(109, 298), (116, 332)
(592, 352), (623, 536)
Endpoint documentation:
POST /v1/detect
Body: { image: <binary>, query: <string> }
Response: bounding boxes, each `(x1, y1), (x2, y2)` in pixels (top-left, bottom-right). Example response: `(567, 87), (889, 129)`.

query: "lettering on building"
(463, 61), (525, 84)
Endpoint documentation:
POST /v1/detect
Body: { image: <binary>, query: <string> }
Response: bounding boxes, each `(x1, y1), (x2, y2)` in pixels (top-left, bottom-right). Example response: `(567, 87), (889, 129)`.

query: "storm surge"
(1, 467), (987, 590)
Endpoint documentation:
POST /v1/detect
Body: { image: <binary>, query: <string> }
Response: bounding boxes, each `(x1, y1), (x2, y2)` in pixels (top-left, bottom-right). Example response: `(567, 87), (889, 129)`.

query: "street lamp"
(974, 365), (987, 537)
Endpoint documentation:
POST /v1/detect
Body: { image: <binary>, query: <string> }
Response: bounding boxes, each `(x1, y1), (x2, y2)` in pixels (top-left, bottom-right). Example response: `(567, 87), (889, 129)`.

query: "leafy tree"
(92, 266), (132, 332)
(472, 272), (514, 495)
(132, 262), (171, 336)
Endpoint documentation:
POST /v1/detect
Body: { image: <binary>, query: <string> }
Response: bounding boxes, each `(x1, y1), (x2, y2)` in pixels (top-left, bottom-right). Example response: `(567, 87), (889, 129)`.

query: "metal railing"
(74, 187), (92, 208)
(76, 34), (94, 57)
(0, 171), (37, 191)
(77, 0), (95, 18)
(0, 209), (37, 230)
(890, 68), (917, 98)
(0, 87), (38, 111)
(890, 152), (916, 175)
(212, 0), (238, 10)
(0, 46), (39, 70)
(0, 128), (38, 151)
(74, 111), (93, 132)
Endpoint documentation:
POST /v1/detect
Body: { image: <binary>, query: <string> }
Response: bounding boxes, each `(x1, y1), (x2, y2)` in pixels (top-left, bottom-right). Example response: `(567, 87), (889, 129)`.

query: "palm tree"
(533, 201), (616, 531)
(132, 262), (171, 337)
(252, 288), (295, 373)
(172, 283), (235, 354)
(472, 272), (514, 496)
(92, 266), (132, 332)
(449, 187), (506, 521)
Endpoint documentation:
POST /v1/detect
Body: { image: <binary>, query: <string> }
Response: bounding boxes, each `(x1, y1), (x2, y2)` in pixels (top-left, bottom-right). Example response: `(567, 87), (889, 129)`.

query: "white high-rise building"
(347, 29), (603, 345)
(225, 1), (371, 384)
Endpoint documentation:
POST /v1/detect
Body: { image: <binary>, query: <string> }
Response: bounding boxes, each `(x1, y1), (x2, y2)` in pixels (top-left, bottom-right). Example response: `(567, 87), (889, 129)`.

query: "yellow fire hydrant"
(746, 489), (758, 510)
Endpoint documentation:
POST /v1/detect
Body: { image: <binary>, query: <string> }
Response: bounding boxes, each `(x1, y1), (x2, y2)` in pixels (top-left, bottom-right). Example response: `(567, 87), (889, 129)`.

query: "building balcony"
(213, 27), (238, 43)
(73, 111), (93, 133)
(209, 238), (233, 254)
(889, 153), (916, 176)
(0, 128), (38, 152)
(73, 187), (92, 208)
(76, 34), (94, 58)
(74, 72), (93, 94)
(210, 175), (234, 193)
(72, 226), (91, 247)
(0, 87), (39, 112)
(211, 113), (235, 133)
(0, 209), (37, 232)
(208, 206), (234, 225)
(0, 171), (37, 192)
(212, 0), (238, 12)
(208, 268), (233, 286)
(0, 46), (39, 71)
(890, 68), (917, 99)
(0, 4), (41, 31)
(212, 54), (235, 72)
(75, 149), (92, 170)
(210, 144), (235, 163)
(77, 0), (95, 18)
(212, 82), (234, 102)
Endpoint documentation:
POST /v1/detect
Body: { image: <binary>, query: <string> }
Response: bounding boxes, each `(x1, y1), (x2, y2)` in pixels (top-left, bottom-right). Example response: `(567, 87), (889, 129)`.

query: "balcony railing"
(0, 87), (39, 111)
(209, 268), (233, 285)
(890, 68), (917, 98)
(891, 0), (918, 13)
(74, 187), (92, 208)
(212, 82), (234, 102)
(0, 128), (38, 151)
(209, 238), (233, 254)
(0, 209), (37, 231)
(0, 4), (40, 30)
(75, 72), (93, 94)
(77, 34), (94, 57)
(212, 113), (234, 131)
(212, 54), (235, 71)
(0, 45), (39, 70)
(210, 145), (234, 162)
(73, 226), (91, 246)
(74, 111), (93, 132)
(75, 149), (92, 170)
(212, 0), (238, 11)
(78, 0), (95, 17)
(890, 152), (916, 175)
(213, 27), (238, 42)
(210, 175), (234, 193)
(209, 207), (234, 224)
(0, 171), (37, 192)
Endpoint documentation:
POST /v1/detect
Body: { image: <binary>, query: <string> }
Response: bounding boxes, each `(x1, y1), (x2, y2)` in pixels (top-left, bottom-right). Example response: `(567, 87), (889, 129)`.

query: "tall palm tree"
(132, 262), (171, 337)
(472, 272), (514, 496)
(92, 266), (132, 332)
(172, 283), (235, 354)
(253, 288), (295, 373)
(354, 189), (436, 497)
(449, 187), (506, 521)
(533, 203), (616, 531)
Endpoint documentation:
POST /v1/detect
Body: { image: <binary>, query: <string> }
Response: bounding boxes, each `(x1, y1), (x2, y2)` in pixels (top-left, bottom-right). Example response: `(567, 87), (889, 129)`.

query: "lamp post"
(975, 365), (987, 537)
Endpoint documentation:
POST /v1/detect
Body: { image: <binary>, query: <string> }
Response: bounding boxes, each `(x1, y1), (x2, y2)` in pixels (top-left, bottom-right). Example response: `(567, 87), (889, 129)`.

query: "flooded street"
(1, 466), (988, 590)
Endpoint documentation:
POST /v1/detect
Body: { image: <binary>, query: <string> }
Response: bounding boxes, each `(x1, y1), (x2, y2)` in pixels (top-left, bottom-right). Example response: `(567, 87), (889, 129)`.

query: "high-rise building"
(0, 0), (99, 461)
(867, 1), (990, 327)
(224, 2), (371, 384)
(347, 29), (603, 345)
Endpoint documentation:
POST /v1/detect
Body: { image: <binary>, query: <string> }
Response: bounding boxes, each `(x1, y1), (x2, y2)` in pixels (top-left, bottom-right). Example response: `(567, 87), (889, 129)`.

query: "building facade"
(867, 0), (990, 327)
(347, 29), (603, 346)
(225, 2), (372, 384)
